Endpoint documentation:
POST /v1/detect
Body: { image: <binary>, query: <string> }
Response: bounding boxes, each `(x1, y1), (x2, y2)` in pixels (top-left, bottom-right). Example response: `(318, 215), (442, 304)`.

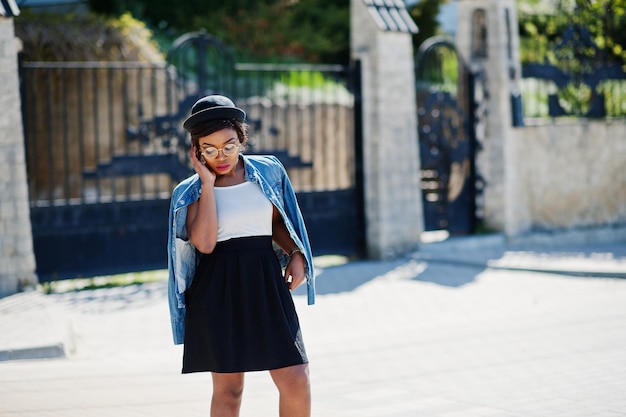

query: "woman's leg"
(269, 364), (311, 417)
(210, 372), (245, 417)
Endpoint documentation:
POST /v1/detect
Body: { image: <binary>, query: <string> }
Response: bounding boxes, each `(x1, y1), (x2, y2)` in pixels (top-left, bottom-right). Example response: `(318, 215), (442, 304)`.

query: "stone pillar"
(351, 0), (423, 259)
(0, 15), (38, 297)
(455, 0), (523, 236)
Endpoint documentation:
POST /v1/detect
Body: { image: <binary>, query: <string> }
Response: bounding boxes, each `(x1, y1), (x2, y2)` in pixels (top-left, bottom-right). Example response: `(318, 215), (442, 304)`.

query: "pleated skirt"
(182, 236), (308, 373)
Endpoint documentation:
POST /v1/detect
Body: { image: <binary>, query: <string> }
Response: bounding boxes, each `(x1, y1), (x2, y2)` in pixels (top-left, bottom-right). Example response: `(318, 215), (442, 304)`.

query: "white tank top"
(213, 181), (273, 242)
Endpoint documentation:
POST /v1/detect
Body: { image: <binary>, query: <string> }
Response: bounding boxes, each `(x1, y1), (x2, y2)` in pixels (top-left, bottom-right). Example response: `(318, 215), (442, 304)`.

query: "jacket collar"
(174, 154), (263, 210)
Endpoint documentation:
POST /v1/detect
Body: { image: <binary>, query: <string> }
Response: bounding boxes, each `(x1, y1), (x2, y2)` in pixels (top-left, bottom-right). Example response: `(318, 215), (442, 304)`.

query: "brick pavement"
(1, 235), (626, 416)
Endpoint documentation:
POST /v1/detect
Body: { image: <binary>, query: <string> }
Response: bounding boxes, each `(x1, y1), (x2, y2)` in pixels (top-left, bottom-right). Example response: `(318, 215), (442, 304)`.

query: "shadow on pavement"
(411, 261), (485, 287)
(298, 256), (486, 296)
(51, 282), (168, 313)
(296, 258), (408, 296)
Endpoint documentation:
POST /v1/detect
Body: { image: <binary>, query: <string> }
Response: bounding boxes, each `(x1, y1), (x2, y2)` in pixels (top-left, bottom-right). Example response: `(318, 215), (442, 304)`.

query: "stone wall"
(456, 0), (522, 234)
(456, 0), (626, 240)
(507, 119), (626, 235)
(0, 17), (37, 297)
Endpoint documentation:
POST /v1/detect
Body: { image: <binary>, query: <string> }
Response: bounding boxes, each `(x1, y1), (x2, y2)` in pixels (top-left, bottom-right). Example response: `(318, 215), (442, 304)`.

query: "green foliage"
(88, 0), (350, 64)
(409, 0), (448, 51)
(518, 0), (626, 65)
(557, 82), (593, 115)
(15, 10), (163, 62)
(518, 0), (626, 117)
(416, 44), (459, 94)
(279, 70), (334, 89)
(42, 270), (167, 294)
(247, 70), (350, 105)
(594, 79), (626, 116)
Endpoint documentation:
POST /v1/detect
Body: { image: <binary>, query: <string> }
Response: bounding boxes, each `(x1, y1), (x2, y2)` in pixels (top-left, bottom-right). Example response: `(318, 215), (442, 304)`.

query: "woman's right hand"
(186, 146), (219, 254)
(190, 146), (216, 186)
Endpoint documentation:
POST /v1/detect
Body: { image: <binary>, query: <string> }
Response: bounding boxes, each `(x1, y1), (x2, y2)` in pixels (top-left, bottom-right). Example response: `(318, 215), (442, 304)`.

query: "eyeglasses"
(200, 143), (239, 160)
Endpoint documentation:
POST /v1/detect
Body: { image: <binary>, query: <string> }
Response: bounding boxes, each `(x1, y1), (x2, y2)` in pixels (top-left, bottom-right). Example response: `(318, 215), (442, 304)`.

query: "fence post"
(351, 0), (424, 259)
(0, 13), (37, 297)
(456, 0), (524, 237)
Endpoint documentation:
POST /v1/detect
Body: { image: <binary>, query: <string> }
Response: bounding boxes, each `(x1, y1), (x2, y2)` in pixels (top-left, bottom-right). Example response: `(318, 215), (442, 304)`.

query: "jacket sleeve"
(167, 183), (193, 345)
(276, 159), (316, 304)
(167, 192), (184, 344)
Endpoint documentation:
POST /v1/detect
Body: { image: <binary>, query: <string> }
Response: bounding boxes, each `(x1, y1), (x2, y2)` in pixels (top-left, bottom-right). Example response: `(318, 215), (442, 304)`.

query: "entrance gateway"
(415, 37), (483, 235)
(21, 32), (365, 282)
(22, 34), (483, 281)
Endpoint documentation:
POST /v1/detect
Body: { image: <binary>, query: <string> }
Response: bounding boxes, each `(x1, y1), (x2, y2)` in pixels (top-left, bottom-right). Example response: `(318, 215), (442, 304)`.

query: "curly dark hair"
(189, 119), (248, 149)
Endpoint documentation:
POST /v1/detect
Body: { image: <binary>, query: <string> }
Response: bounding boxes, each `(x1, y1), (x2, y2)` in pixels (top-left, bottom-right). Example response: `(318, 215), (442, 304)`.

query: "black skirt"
(182, 236), (308, 373)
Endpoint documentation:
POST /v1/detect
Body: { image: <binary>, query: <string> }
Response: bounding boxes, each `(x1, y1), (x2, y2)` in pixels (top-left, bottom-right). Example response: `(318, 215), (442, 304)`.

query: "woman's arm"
(272, 205), (306, 290)
(186, 147), (219, 254)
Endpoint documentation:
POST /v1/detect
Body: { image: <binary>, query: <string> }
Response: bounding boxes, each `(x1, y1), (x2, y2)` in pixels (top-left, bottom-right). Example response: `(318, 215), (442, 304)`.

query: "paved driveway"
(1, 249), (626, 416)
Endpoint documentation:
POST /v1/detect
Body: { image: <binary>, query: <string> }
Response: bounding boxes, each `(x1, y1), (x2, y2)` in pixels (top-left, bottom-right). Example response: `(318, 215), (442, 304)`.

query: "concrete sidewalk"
(416, 231), (626, 278)
(1, 232), (625, 416)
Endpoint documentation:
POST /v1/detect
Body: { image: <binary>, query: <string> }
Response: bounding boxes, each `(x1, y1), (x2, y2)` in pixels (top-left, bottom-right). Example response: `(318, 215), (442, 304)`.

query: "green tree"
(518, 0), (626, 117)
(518, 0), (626, 65)
(15, 10), (163, 61)
(408, 0), (448, 52)
(567, 0), (626, 64)
(284, 0), (350, 64)
(88, 0), (350, 63)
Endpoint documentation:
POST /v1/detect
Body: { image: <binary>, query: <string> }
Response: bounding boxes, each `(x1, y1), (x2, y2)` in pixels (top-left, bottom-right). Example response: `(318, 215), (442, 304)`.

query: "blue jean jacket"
(167, 154), (316, 345)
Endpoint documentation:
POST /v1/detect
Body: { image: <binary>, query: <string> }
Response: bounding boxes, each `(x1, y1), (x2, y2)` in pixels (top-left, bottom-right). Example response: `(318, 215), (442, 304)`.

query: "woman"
(167, 95), (315, 417)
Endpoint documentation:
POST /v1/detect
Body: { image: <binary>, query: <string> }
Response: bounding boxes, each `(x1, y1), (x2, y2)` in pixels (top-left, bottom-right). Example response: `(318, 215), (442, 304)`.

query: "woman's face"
(197, 127), (241, 176)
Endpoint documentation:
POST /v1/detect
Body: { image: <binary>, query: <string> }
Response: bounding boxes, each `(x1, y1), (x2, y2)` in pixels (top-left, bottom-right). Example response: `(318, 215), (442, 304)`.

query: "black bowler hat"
(183, 95), (246, 132)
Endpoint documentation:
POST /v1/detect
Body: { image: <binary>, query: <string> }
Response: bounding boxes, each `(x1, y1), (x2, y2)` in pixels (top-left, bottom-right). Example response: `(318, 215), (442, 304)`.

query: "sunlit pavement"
(1, 233), (626, 417)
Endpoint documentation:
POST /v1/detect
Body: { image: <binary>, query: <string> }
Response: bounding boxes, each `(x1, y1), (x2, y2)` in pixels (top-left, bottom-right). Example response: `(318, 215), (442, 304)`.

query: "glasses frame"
(200, 143), (240, 160)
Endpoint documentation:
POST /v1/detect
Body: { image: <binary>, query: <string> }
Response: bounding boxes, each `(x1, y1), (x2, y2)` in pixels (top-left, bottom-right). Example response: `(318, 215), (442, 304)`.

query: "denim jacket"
(167, 154), (316, 345)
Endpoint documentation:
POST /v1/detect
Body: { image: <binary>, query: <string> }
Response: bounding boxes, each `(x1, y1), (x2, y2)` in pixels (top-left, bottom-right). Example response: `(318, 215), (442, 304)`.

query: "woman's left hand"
(284, 252), (306, 290)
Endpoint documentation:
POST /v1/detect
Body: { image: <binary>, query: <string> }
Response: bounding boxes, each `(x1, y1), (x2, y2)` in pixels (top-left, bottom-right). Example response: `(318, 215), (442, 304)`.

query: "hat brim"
(183, 107), (246, 132)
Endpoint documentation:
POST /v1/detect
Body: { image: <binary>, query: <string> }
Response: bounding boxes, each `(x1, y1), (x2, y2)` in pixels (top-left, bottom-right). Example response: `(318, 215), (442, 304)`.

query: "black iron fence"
(20, 57), (363, 281)
(234, 63), (356, 191)
(519, 15), (626, 118)
(414, 37), (482, 234)
(21, 61), (181, 206)
(21, 61), (357, 204)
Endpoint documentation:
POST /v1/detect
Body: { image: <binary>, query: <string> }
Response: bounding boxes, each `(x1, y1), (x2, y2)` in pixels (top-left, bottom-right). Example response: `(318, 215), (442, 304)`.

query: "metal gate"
(415, 37), (482, 234)
(21, 31), (364, 283)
